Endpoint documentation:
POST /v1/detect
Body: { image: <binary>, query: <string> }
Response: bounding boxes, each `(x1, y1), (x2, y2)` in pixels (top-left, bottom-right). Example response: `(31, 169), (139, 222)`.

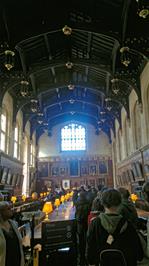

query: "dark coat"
(118, 199), (138, 227)
(86, 213), (143, 266)
(75, 192), (90, 233)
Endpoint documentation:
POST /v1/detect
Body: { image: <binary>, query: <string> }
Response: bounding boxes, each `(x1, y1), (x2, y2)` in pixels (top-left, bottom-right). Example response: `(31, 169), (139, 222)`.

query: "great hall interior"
(0, 1), (149, 266)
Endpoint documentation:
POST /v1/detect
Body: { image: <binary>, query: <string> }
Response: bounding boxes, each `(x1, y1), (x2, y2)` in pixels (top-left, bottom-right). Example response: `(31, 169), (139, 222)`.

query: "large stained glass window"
(61, 123), (86, 151)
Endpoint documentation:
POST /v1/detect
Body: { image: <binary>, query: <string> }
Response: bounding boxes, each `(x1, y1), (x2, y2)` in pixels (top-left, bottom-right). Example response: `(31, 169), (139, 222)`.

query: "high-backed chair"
(100, 249), (127, 266)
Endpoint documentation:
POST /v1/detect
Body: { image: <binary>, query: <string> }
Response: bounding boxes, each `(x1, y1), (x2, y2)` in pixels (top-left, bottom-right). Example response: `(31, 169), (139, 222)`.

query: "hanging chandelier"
(68, 84), (75, 90)
(62, 25), (72, 35)
(120, 47), (131, 67)
(30, 99), (38, 113)
(105, 97), (112, 111)
(20, 80), (29, 97)
(65, 61), (73, 69)
(4, 49), (15, 70)
(111, 78), (120, 94)
(136, 0), (149, 18)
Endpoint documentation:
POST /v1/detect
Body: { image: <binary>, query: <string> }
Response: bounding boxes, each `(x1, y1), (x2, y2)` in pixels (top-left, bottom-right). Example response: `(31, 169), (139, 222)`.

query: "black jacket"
(86, 213), (143, 266)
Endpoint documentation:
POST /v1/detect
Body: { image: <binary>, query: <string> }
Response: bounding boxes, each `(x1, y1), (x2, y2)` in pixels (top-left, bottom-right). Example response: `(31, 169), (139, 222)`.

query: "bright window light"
(61, 123), (86, 151)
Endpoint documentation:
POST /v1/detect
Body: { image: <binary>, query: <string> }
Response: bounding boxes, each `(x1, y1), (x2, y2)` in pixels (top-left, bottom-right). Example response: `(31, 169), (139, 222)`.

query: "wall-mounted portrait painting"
(90, 165), (97, 175)
(99, 161), (108, 174)
(52, 167), (59, 176)
(38, 162), (49, 177)
(62, 179), (70, 190)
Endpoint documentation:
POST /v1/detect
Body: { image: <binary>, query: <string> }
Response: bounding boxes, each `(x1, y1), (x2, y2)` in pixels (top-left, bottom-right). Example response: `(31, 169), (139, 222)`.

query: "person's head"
(79, 191), (87, 201)
(0, 201), (13, 222)
(101, 188), (122, 213)
(91, 197), (104, 212)
(142, 181), (149, 202)
(118, 187), (130, 200)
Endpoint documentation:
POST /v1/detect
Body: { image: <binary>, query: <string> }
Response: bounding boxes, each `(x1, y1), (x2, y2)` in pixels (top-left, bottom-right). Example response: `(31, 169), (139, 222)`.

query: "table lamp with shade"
(54, 198), (60, 215)
(42, 201), (53, 220)
(60, 195), (65, 204)
(22, 194), (26, 202)
(11, 196), (17, 204)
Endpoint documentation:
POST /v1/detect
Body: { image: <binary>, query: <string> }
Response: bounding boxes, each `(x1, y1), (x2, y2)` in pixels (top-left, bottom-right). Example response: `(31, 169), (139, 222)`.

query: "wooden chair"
(100, 249), (127, 266)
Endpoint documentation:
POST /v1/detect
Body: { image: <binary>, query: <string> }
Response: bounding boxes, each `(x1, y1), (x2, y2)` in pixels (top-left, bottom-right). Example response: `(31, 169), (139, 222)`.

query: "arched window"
(134, 102), (142, 149)
(61, 123), (86, 151)
(0, 107), (10, 154)
(0, 108), (7, 152)
(14, 122), (21, 159)
(30, 142), (35, 167)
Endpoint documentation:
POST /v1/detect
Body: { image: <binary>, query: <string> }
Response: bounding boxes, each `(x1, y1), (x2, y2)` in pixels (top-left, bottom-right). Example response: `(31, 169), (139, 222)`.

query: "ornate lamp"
(120, 47), (131, 67)
(20, 80), (29, 97)
(66, 61), (73, 69)
(68, 84), (75, 90)
(111, 78), (120, 95)
(30, 99), (38, 113)
(136, 0), (149, 18)
(42, 201), (53, 220)
(4, 49), (15, 70)
(62, 25), (72, 35)
(105, 97), (112, 111)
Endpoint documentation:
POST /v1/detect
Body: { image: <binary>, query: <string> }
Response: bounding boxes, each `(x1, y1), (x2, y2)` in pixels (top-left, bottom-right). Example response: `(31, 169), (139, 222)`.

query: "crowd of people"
(73, 183), (149, 266)
(0, 183), (149, 266)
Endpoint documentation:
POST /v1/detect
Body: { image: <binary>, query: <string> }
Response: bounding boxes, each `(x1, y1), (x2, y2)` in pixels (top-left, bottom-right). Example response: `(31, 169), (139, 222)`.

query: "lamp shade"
(32, 192), (38, 200)
(42, 202), (53, 214)
(54, 198), (60, 207)
(11, 196), (17, 204)
(130, 193), (138, 202)
(61, 195), (65, 203)
(22, 195), (26, 202)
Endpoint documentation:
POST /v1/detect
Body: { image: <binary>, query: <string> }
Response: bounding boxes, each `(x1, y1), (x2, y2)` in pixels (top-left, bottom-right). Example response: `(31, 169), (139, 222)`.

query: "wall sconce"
(20, 80), (29, 97)
(111, 78), (119, 94)
(4, 49), (15, 70)
(62, 25), (72, 35)
(136, 0), (149, 18)
(120, 47), (131, 67)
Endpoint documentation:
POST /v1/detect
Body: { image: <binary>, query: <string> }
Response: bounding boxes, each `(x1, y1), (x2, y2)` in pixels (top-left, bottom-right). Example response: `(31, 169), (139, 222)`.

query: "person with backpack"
(86, 188), (143, 266)
(117, 187), (138, 228)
